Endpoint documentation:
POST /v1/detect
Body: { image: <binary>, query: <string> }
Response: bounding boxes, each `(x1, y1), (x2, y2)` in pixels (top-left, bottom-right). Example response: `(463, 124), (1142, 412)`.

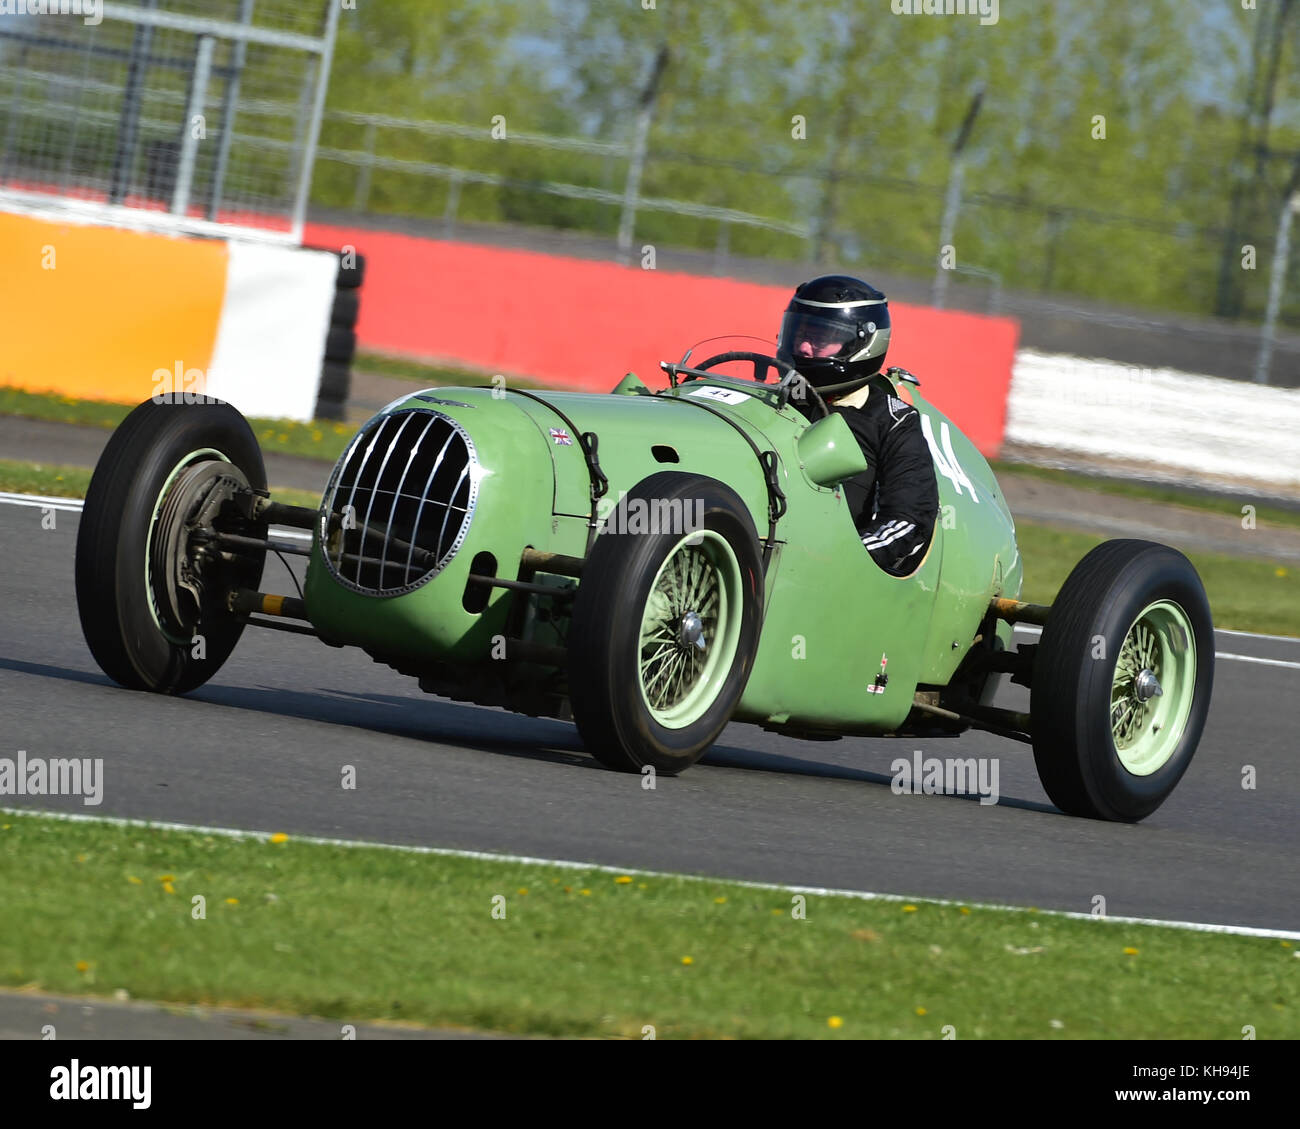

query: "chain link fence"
(0, 0), (338, 240)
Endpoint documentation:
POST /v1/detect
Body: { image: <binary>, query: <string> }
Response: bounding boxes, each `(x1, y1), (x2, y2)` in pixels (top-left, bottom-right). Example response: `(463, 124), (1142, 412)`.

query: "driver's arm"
(863, 400), (939, 575)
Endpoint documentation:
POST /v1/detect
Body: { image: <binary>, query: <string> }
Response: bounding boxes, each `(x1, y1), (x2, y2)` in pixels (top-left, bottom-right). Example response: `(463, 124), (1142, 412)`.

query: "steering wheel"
(692, 350), (830, 420)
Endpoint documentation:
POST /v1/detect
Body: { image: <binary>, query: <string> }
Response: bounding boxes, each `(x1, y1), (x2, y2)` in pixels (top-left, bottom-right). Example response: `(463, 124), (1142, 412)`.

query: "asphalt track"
(2, 503), (1297, 933)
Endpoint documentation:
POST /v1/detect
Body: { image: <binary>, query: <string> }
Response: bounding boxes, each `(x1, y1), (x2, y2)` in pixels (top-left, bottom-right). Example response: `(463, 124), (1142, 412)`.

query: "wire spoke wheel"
(637, 530), (742, 728)
(1109, 599), (1197, 776)
(567, 472), (762, 774)
(1030, 539), (1214, 821)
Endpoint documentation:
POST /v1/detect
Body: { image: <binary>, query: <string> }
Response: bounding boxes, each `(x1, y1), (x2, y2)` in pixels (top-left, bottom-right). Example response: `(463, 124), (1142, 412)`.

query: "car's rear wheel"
(568, 472), (763, 774)
(1030, 539), (1214, 821)
(75, 399), (268, 694)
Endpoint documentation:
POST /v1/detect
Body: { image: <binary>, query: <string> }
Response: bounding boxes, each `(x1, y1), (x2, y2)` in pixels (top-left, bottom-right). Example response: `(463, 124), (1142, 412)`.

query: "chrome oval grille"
(320, 408), (478, 595)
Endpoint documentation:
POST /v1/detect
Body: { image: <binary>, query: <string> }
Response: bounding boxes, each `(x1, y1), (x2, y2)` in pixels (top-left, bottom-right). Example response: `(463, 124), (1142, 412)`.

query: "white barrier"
(1005, 350), (1300, 490)
(206, 241), (337, 422)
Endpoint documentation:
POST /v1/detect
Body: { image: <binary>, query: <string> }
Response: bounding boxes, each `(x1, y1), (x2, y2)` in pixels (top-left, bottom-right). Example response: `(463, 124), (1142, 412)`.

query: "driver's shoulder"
(860, 378), (919, 428)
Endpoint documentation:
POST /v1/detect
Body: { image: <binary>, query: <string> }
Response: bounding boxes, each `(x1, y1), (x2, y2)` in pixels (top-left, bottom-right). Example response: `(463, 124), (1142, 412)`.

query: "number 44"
(920, 415), (978, 503)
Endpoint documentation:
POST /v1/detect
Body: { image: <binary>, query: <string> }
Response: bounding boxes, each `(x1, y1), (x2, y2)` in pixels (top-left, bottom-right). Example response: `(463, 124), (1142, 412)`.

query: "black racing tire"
(331, 287), (360, 327)
(75, 399), (268, 694)
(324, 325), (357, 365)
(1030, 539), (1214, 821)
(314, 395), (347, 422)
(318, 359), (352, 402)
(568, 472), (764, 774)
(336, 251), (366, 290)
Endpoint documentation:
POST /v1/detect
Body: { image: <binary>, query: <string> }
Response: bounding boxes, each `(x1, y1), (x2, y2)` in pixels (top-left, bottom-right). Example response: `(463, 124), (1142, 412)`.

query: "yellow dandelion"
(580, 888), (592, 896)
(517, 888), (528, 896)
(638, 883), (648, 890)
(959, 906), (971, 915)
(75, 960), (90, 972)
(681, 956), (693, 966)
(225, 898), (239, 906)
(1276, 567), (1288, 578)
(915, 1007), (927, 1016)
(771, 908), (783, 915)
(1283, 941), (1293, 948)
(76, 853), (86, 863)
(55, 476), (64, 482)
(1124, 946), (1139, 955)
(162, 881), (175, 894)
(903, 904), (918, 913)
(827, 1016), (843, 1029)
(269, 833), (288, 844)
(127, 876), (142, 885)
(714, 896), (727, 904)
(2, 824), (9, 830)
(614, 875), (633, 885)
(158, 874), (174, 882)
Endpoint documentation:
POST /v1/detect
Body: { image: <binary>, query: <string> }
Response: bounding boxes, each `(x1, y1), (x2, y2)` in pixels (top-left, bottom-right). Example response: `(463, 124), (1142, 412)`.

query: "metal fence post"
(617, 45), (669, 265)
(713, 219), (730, 276)
(171, 34), (215, 216)
(353, 119), (377, 212)
(206, 0), (254, 221)
(932, 84), (984, 310)
(107, 0), (157, 205)
(1254, 189), (1299, 384)
(288, 0), (341, 242)
(442, 170), (463, 237)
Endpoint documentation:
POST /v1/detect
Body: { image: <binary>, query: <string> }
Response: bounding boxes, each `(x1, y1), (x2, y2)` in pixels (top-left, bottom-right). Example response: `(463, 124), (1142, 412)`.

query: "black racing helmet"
(776, 275), (891, 396)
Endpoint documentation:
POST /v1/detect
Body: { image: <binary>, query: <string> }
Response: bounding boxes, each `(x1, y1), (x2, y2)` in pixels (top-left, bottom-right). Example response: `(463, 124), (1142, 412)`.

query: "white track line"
(1214, 652), (1300, 670)
(1012, 623), (1298, 668)
(0, 493), (84, 513)
(5, 807), (1299, 942)
(0, 493), (1288, 655)
(0, 492), (311, 541)
(1217, 627), (1300, 646)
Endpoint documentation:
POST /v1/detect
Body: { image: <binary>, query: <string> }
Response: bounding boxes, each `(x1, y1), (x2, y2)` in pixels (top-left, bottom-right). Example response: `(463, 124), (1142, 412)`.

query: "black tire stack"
(314, 249), (365, 421)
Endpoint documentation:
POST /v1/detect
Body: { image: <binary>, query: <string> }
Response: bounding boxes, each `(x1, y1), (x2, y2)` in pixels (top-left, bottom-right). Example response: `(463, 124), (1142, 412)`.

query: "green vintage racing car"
(74, 338), (1214, 822)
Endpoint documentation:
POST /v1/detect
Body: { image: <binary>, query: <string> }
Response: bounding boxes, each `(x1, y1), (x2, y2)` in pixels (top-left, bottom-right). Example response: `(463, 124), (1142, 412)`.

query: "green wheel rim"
(637, 529), (743, 729)
(145, 448), (229, 645)
(1110, 599), (1197, 776)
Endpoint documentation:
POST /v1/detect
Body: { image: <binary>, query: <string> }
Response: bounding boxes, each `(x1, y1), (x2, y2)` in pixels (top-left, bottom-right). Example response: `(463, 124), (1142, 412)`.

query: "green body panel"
(303, 390), (560, 662)
(299, 372), (1022, 734)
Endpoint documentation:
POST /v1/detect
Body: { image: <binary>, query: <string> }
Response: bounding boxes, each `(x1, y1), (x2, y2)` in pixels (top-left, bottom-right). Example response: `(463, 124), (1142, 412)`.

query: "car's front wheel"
(567, 472), (764, 774)
(75, 399), (268, 694)
(1030, 539), (1214, 821)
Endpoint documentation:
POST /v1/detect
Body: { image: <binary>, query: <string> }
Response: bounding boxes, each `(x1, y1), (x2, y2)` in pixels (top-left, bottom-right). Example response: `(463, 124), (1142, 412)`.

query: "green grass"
(1, 452), (1293, 635)
(0, 459), (322, 510)
(2, 813), (1295, 1039)
(0, 387), (356, 464)
(993, 460), (1300, 533)
(354, 350), (548, 390)
(7, 381), (1296, 520)
(1017, 521), (1297, 636)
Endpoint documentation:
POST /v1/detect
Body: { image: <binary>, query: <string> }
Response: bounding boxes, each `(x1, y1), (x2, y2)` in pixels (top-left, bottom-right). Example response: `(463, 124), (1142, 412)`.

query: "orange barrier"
(0, 212), (228, 402)
(306, 223), (1020, 455)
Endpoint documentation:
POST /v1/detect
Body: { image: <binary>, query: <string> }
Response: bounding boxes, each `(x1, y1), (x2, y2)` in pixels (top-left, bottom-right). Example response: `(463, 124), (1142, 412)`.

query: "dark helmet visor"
(777, 310), (859, 362)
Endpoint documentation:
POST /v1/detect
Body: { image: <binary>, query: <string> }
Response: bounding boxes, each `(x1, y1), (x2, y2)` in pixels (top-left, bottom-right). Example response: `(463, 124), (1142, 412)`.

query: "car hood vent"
(320, 408), (478, 595)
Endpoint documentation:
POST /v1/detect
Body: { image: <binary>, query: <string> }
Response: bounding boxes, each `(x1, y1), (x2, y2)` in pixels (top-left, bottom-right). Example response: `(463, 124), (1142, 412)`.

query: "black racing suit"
(830, 377), (939, 576)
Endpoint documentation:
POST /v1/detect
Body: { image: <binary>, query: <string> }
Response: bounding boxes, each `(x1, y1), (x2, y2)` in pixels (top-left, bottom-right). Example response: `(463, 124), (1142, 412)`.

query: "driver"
(776, 275), (939, 576)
